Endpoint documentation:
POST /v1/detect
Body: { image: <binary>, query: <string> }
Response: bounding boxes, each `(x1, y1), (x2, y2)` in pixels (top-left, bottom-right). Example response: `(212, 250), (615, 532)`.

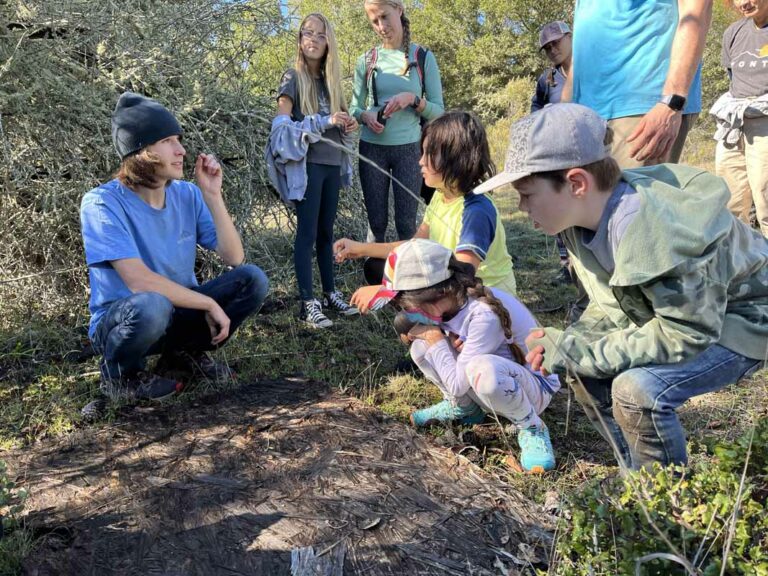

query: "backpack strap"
(364, 47), (379, 107)
(414, 45), (428, 98)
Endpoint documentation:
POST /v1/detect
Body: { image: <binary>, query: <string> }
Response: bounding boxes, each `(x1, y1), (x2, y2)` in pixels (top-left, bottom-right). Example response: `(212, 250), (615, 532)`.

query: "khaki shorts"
(608, 113), (698, 169)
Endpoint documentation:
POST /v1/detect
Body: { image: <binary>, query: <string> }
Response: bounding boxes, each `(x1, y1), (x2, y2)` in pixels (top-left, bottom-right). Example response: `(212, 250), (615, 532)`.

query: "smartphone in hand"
(376, 107), (388, 126)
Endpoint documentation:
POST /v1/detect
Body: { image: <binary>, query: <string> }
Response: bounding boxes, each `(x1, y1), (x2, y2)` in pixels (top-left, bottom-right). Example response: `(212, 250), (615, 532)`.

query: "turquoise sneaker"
(410, 400), (485, 427)
(518, 424), (556, 473)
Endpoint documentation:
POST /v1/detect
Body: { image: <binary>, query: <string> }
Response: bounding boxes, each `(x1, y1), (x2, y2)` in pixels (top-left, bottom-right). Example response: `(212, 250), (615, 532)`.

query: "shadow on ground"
(10, 378), (554, 576)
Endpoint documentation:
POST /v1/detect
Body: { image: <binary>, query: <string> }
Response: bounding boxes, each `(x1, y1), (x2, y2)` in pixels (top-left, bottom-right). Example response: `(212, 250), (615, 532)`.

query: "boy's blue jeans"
(574, 344), (762, 470)
(92, 265), (269, 381)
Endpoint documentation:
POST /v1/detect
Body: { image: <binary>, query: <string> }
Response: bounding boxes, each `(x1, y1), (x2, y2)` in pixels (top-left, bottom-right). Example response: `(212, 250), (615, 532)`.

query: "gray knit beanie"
(111, 92), (183, 159)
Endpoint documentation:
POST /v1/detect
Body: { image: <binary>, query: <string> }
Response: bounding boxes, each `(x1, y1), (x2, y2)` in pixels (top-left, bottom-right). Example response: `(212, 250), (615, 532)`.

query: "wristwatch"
(411, 95), (421, 110)
(660, 94), (686, 112)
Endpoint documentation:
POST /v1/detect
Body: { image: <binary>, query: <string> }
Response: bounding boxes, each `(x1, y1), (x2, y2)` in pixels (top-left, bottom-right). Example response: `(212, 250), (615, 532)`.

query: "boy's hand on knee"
(205, 302), (231, 345)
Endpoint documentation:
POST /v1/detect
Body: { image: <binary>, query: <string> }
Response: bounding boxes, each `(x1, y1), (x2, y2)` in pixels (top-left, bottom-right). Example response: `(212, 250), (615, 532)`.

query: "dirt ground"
(8, 378), (555, 576)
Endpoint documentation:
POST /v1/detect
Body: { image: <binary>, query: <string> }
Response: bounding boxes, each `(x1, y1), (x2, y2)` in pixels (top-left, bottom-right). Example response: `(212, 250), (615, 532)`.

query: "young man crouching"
(80, 92), (268, 402)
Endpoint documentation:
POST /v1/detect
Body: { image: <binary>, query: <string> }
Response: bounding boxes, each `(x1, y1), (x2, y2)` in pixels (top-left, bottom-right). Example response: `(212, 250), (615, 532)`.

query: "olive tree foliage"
(0, 0), (370, 326)
(241, 0), (574, 120)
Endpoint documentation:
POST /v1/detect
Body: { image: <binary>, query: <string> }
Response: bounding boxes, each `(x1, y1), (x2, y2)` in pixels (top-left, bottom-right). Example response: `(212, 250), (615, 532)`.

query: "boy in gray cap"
(475, 103), (768, 471)
(80, 92), (268, 402)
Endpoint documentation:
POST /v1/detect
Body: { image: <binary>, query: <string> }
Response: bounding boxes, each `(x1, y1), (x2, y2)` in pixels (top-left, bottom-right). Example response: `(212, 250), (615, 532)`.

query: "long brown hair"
(294, 13), (346, 116)
(395, 257), (527, 365)
(114, 150), (166, 188)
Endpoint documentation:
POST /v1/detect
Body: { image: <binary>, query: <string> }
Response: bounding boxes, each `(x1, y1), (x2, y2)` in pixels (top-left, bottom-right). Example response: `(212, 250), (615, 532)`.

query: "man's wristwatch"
(411, 94), (421, 110)
(660, 94), (686, 112)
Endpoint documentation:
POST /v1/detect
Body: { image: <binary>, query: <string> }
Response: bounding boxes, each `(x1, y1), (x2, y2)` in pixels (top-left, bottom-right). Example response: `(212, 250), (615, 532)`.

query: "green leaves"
(551, 420), (768, 575)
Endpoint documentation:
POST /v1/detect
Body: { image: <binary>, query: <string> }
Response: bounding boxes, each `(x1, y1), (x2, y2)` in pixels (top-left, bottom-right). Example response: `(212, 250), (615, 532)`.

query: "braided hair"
(395, 257), (527, 365)
(400, 11), (411, 55)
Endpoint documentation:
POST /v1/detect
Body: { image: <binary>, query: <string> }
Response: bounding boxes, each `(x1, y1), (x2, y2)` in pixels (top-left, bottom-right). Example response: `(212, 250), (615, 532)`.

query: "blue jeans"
(92, 265), (269, 380)
(574, 344), (762, 470)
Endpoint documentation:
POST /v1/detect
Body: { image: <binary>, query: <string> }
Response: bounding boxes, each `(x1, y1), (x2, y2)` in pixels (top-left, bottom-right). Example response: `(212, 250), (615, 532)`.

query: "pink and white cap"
(367, 239), (453, 311)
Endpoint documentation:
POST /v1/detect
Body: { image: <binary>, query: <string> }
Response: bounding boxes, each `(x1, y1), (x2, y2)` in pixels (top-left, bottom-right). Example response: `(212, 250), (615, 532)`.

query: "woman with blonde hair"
(271, 13), (359, 328)
(350, 0), (444, 242)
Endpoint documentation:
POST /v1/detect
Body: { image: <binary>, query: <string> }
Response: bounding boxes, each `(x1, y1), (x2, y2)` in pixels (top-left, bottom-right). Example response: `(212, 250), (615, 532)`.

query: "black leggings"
(294, 162), (341, 301)
(358, 140), (422, 242)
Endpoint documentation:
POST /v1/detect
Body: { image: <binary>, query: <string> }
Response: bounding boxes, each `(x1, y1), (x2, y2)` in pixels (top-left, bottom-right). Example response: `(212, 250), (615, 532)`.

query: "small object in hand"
(376, 107), (388, 126)
(393, 311), (416, 340)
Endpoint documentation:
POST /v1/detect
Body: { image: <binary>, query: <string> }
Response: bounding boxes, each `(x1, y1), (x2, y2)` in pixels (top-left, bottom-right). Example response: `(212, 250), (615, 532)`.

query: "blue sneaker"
(518, 424), (556, 473)
(410, 400), (485, 427)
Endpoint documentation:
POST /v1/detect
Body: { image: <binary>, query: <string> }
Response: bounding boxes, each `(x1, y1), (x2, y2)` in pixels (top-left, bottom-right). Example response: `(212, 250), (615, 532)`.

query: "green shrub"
(549, 421), (768, 575)
(0, 460), (30, 576)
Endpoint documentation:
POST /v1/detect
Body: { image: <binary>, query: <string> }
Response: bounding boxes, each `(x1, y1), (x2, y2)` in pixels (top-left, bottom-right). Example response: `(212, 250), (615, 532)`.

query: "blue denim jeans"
(92, 265), (269, 381)
(574, 344), (762, 470)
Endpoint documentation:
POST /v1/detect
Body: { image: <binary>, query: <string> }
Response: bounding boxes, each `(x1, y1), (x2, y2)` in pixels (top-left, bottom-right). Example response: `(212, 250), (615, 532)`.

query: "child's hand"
(331, 112), (358, 133)
(448, 332), (464, 353)
(330, 111), (350, 128)
(525, 328), (550, 377)
(350, 284), (381, 314)
(333, 238), (363, 262)
(407, 325), (444, 346)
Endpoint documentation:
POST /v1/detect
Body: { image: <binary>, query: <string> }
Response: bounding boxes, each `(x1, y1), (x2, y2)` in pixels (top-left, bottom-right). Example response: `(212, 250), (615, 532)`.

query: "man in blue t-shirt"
(80, 92), (269, 403)
(564, 0), (711, 169)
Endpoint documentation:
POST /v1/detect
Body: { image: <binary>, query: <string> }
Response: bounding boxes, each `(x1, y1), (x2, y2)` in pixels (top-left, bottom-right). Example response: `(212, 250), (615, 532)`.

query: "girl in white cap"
(368, 238), (560, 473)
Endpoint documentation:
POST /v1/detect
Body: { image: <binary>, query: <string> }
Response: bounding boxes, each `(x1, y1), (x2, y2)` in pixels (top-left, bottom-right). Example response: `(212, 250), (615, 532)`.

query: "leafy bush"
(550, 421), (768, 576)
(0, 460), (30, 576)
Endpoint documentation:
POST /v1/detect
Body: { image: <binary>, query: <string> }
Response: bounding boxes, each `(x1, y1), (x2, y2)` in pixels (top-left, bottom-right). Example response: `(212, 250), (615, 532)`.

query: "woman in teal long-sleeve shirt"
(350, 0), (444, 242)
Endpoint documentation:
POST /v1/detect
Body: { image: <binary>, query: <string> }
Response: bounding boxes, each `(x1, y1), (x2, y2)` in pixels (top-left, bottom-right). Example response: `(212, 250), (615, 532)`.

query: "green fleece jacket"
(531, 164), (768, 379)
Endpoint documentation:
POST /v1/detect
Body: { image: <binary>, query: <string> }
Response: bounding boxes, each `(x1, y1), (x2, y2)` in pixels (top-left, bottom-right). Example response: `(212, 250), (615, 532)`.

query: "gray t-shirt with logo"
(278, 69), (343, 166)
(722, 18), (768, 99)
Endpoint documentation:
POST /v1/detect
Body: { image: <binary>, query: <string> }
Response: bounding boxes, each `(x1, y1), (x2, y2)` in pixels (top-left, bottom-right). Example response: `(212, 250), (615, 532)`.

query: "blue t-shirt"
(458, 194), (497, 260)
(80, 179), (218, 338)
(572, 0), (702, 119)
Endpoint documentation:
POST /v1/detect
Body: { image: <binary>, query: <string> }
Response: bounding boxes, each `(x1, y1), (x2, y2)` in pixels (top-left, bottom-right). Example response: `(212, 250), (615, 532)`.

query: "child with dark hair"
(478, 103), (768, 471)
(367, 239), (560, 473)
(334, 110), (517, 311)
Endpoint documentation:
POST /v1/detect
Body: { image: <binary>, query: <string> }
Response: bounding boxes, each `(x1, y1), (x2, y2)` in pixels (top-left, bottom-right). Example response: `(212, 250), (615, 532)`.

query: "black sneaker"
(300, 299), (333, 328)
(100, 371), (183, 402)
(157, 350), (233, 382)
(322, 290), (358, 315)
